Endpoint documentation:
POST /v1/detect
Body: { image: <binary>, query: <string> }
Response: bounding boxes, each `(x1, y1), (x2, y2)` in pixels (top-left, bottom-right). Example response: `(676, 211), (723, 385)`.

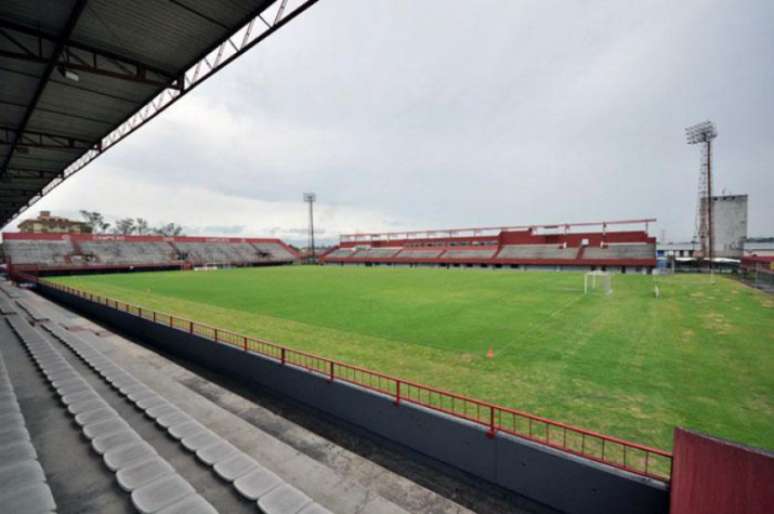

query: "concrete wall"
(38, 283), (669, 514)
(670, 428), (774, 514)
(709, 195), (748, 258)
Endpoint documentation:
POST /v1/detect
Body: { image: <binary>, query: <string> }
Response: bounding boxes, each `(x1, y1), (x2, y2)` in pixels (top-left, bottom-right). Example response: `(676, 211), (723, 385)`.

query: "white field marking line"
(493, 293), (586, 359)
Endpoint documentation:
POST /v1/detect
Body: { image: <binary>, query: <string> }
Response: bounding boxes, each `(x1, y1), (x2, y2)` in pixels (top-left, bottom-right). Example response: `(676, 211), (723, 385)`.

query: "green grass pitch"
(51, 266), (774, 452)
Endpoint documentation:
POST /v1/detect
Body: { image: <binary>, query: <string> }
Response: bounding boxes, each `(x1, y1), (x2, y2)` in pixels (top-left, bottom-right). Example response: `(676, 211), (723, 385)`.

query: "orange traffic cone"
(486, 346), (494, 359)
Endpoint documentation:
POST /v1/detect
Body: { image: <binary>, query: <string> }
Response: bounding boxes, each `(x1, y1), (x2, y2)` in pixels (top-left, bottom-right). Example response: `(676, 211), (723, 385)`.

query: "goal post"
(584, 271), (612, 295)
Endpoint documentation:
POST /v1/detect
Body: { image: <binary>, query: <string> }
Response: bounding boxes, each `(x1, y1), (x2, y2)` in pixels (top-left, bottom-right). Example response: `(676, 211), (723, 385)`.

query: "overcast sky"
(10, 0), (774, 244)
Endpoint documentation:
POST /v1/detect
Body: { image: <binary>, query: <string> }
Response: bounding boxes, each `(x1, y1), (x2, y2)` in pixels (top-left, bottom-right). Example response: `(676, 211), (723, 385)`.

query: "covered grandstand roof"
(0, 0), (318, 227)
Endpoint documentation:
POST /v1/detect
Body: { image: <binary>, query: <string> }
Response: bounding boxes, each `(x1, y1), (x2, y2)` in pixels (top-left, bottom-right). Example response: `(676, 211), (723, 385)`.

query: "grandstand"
(2, 0), (771, 512)
(322, 219), (658, 273)
(3, 233), (298, 277)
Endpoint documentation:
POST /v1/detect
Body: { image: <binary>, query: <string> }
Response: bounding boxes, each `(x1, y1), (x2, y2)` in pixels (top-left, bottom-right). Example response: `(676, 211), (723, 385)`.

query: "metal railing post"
(487, 407), (496, 438)
(281, 348), (286, 365)
(395, 380), (401, 406)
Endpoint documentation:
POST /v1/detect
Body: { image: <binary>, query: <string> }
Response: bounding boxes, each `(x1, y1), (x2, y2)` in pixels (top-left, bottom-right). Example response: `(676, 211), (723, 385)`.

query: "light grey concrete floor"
(8, 284), (559, 514)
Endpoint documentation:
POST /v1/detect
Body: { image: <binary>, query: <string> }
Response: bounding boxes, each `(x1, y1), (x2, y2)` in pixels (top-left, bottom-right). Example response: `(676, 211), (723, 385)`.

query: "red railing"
(39, 278), (673, 480)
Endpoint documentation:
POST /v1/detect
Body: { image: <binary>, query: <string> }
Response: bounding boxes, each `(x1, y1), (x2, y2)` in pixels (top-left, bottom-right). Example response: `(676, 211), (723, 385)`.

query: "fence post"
(169, 315), (173, 328)
(487, 407), (496, 438)
(189, 321), (194, 334)
(243, 336), (248, 351)
(281, 348), (286, 365)
(153, 312), (157, 323)
(328, 361), (334, 382)
(214, 328), (218, 342)
(395, 380), (401, 406)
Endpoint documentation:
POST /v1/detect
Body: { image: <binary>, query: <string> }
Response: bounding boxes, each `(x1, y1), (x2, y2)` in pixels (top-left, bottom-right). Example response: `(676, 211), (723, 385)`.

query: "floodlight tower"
(685, 121), (717, 272)
(303, 193), (316, 260)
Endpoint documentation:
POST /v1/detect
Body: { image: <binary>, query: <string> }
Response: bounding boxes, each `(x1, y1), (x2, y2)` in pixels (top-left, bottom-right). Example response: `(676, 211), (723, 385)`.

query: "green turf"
(50, 267), (774, 452)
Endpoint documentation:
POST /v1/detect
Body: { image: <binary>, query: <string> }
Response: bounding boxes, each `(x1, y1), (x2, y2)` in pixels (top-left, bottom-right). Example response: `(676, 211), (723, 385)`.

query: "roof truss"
(0, 0), (320, 226)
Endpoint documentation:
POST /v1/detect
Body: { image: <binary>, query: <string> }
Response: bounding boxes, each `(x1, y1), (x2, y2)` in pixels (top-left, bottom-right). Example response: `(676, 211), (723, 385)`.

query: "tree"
(135, 218), (150, 235)
(154, 223), (184, 236)
(79, 210), (110, 233)
(112, 218), (136, 235)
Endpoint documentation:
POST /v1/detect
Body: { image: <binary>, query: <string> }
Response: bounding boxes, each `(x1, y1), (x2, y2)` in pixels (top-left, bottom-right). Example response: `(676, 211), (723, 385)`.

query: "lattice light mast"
(303, 193), (316, 259)
(685, 121), (717, 272)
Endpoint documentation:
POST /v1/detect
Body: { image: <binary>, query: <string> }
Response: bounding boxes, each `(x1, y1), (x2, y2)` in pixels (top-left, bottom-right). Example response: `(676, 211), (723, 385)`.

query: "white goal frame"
(584, 271), (612, 295)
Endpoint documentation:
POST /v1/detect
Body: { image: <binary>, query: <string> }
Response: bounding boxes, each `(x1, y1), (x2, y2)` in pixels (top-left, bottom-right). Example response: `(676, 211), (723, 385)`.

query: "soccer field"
(50, 267), (774, 452)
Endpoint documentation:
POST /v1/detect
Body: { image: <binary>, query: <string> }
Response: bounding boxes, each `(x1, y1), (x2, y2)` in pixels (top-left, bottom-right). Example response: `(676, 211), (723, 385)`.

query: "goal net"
(584, 271), (612, 295)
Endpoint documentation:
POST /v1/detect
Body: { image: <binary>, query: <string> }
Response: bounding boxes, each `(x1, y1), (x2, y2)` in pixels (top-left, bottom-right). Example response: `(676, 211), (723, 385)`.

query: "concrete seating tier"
(80, 241), (175, 265)
(5, 240), (73, 265)
(583, 243), (655, 260)
(250, 242), (296, 262)
(395, 248), (444, 259)
(42, 320), (332, 514)
(495, 244), (578, 260)
(174, 242), (294, 265)
(325, 248), (356, 258)
(0, 321), (58, 514)
(6, 315), (214, 514)
(352, 248), (402, 258)
(5, 237), (297, 271)
(442, 248), (497, 259)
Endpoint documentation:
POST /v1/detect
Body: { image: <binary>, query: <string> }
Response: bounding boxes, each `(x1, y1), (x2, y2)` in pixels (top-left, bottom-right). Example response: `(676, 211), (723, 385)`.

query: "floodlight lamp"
(303, 192), (316, 202)
(57, 65), (80, 82)
(685, 121), (717, 144)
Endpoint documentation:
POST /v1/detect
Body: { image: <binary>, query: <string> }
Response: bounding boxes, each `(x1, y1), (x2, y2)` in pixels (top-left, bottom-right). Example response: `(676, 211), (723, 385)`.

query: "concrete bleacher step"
(156, 494), (218, 514)
(234, 467), (284, 500)
(0, 322), (58, 514)
(0, 482), (58, 514)
(15, 299), (49, 322)
(214, 453), (259, 482)
(169, 420), (208, 440)
(6, 315), (216, 513)
(0, 283), (22, 299)
(41, 316), (334, 514)
(131, 474), (196, 514)
(104, 441), (159, 472)
(116, 457), (175, 492)
(0, 298), (18, 314)
(259, 483), (313, 514)
(93, 430), (143, 456)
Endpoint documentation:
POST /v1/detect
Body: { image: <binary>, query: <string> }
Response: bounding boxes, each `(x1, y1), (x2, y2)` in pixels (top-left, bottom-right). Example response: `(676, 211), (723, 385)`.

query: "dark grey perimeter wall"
(38, 283), (668, 514)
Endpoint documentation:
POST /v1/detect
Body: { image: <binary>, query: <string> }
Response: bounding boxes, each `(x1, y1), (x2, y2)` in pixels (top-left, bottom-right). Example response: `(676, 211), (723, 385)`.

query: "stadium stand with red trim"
(3, 232), (298, 278)
(322, 219), (657, 273)
(741, 254), (774, 271)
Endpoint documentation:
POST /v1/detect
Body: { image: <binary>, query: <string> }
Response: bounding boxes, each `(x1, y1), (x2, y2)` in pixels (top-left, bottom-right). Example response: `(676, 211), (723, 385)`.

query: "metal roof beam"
(1, 0), (321, 226)
(0, 0), (88, 178)
(0, 49), (177, 90)
(0, 65), (141, 104)
(1, 126), (93, 150)
(0, 19), (176, 79)
(0, 189), (43, 198)
(4, 168), (59, 179)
